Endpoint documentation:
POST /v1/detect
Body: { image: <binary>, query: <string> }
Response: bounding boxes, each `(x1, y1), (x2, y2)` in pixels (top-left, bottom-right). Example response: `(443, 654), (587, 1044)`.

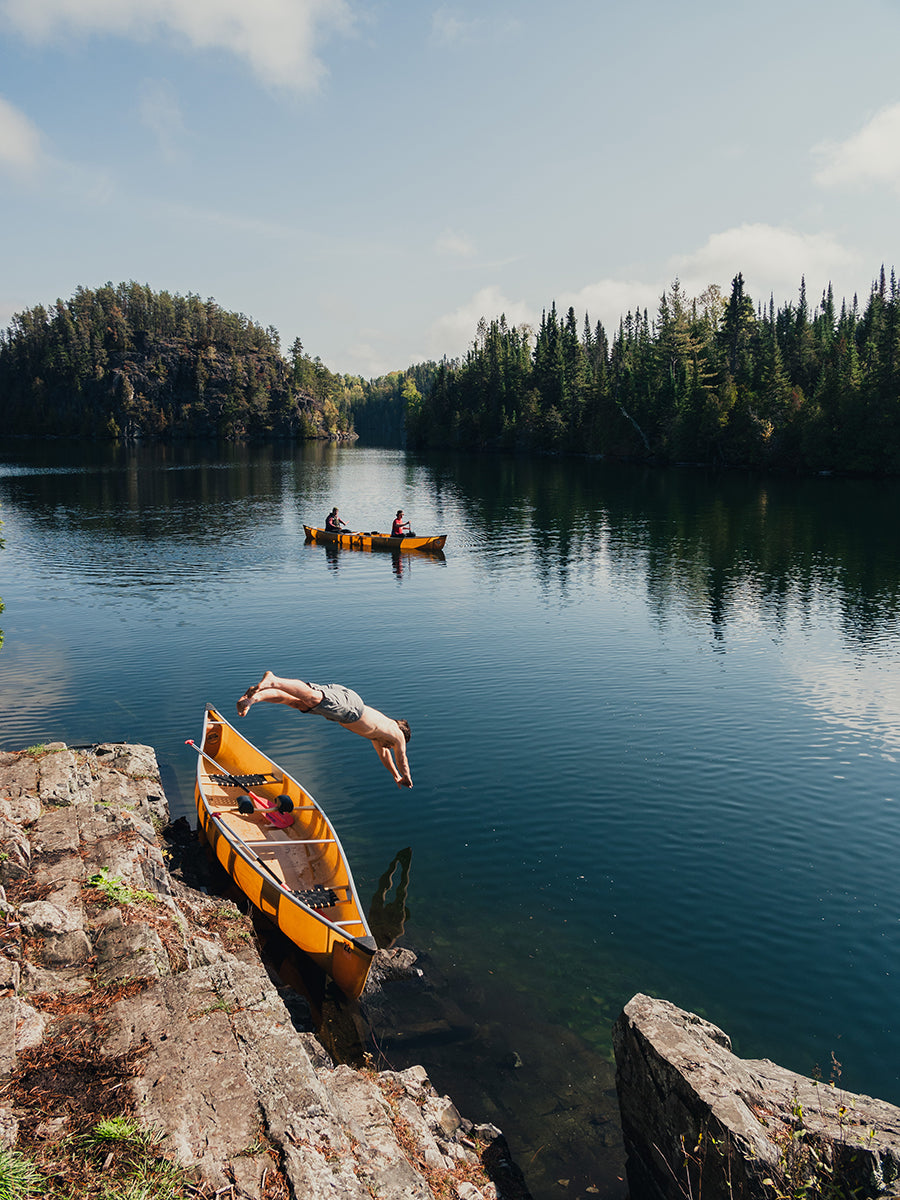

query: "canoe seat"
(209, 773), (273, 787)
(296, 885), (339, 909)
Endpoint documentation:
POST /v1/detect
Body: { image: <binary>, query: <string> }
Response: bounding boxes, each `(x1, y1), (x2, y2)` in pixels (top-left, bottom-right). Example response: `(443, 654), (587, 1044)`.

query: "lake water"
(1, 439), (899, 1200)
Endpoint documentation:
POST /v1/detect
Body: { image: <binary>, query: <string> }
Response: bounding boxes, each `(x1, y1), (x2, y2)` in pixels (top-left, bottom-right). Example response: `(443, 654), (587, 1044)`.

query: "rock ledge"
(614, 993), (900, 1200)
(0, 742), (529, 1199)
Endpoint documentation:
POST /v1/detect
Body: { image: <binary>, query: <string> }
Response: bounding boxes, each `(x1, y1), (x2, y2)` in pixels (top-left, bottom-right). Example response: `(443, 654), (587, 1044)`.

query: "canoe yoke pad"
(296, 885), (339, 909)
(209, 773), (273, 787)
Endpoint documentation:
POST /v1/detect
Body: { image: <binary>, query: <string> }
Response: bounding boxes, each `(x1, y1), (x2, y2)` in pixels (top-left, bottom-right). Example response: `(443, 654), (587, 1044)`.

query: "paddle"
(185, 739), (294, 828)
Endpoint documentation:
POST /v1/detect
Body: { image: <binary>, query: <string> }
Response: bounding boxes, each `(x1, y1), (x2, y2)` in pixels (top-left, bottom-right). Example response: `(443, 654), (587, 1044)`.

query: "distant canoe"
(193, 704), (376, 1000)
(304, 525), (447, 553)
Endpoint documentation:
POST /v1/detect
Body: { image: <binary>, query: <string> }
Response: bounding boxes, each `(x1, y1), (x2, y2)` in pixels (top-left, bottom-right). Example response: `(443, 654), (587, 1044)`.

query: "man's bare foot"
(237, 670), (276, 717)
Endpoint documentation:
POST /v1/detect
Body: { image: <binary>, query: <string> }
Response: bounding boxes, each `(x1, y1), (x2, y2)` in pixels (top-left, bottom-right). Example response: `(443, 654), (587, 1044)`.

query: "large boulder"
(614, 993), (900, 1200)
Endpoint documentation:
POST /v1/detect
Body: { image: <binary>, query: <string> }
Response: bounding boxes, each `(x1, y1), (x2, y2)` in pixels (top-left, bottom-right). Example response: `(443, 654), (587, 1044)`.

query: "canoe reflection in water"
(367, 846), (412, 949)
(321, 543), (445, 577)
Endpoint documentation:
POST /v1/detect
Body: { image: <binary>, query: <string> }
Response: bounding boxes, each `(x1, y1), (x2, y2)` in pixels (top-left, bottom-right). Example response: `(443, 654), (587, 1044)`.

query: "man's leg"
(237, 673), (321, 716)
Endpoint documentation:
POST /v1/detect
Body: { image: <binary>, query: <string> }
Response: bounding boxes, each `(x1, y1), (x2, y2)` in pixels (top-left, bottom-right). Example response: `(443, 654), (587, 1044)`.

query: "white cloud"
(427, 285), (535, 359)
(814, 103), (900, 193)
(430, 7), (481, 45)
(670, 224), (859, 306)
(0, 0), (354, 91)
(430, 6), (520, 47)
(139, 79), (187, 162)
(541, 226), (861, 341)
(435, 228), (476, 259)
(345, 340), (393, 378)
(0, 95), (41, 175)
(410, 224), (863, 370)
(558, 278), (661, 334)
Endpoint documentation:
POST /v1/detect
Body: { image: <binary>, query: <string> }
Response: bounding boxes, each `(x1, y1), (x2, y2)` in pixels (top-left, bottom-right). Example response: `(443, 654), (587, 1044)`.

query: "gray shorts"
(307, 683), (365, 724)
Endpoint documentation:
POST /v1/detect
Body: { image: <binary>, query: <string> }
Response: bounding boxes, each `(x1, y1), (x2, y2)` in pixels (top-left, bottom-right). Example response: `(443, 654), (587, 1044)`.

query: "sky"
(1, 0), (899, 379)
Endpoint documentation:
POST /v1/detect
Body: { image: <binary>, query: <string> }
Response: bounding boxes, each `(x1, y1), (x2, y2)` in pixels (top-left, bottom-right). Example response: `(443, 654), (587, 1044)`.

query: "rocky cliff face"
(106, 335), (317, 439)
(0, 742), (528, 1199)
(613, 993), (900, 1200)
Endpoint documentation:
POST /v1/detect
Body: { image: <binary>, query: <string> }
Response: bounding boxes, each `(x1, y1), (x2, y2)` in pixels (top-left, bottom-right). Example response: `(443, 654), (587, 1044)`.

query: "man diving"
(237, 671), (413, 788)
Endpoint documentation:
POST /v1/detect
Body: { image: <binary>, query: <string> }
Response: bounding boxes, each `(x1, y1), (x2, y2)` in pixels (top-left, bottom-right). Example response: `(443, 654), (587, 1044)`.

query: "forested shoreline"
(0, 282), (361, 441)
(404, 269), (900, 475)
(2, 273), (900, 475)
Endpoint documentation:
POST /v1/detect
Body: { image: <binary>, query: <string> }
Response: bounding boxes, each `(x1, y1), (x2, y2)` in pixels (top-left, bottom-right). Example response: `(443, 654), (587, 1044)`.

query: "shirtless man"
(237, 671), (413, 788)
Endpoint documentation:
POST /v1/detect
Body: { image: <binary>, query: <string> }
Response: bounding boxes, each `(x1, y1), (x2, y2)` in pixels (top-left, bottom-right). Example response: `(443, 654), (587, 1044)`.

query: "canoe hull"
(304, 525), (447, 553)
(194, 705), (376, 1000)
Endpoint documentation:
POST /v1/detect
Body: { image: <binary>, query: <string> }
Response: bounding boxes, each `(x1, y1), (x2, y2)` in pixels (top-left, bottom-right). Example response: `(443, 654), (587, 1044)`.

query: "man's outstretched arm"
(373, 741), (413, 788)
(391, 733), (413, 788)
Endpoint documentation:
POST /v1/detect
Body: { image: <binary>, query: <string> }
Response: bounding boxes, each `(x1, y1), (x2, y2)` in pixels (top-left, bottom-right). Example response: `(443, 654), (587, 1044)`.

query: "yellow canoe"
(304, 525), (447, 553)
(192, 704), (376, 1000)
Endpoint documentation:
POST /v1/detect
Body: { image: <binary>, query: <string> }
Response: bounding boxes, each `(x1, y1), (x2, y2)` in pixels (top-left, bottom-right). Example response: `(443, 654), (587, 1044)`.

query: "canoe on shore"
(192, 704), (376, 1000)
(304, 525), (447, 553)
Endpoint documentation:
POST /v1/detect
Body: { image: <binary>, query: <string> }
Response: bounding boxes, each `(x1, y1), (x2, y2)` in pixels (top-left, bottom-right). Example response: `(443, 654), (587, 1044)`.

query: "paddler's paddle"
(185, 739), (294, 828)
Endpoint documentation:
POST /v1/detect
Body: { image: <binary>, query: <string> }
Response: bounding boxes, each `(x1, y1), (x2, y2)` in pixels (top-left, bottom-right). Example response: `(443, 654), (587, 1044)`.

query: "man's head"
(396, 509), (403, 518)
(396, 719), (411, 743)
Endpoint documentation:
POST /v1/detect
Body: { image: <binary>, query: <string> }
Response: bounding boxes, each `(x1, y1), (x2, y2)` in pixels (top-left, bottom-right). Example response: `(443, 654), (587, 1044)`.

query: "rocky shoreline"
(613, 993), (900, 1200)
(0, 741), (530, 1199)
(8, 739), (900, 1200)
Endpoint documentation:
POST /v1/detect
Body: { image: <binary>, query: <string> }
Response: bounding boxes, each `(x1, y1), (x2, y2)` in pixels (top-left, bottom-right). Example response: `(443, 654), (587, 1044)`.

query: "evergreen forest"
(2, 272), (900, 475)
(0, 282), (359, 440)
(404, 269), (900, 475)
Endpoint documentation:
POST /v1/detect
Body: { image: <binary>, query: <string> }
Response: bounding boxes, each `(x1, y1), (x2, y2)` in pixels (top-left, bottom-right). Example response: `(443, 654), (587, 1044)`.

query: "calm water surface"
(1, 440), (899, 1199)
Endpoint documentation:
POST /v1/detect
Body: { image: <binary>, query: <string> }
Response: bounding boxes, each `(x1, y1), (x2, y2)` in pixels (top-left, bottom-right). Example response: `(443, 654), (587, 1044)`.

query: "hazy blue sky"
(1, 0), (899, 377)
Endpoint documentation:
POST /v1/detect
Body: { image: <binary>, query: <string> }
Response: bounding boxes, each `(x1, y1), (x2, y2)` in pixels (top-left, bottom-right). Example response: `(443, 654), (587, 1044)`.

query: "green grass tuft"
(0, 1147), (44, 1200)
(87, 869), (157, 907)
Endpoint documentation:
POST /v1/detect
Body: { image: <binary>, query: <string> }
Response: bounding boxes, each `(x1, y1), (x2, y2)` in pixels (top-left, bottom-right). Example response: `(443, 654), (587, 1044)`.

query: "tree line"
(0, 280), (427, 445)
(4, 273), (900, 474)
(403, 269), (900, 474)
(0, 282), (358, 440)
